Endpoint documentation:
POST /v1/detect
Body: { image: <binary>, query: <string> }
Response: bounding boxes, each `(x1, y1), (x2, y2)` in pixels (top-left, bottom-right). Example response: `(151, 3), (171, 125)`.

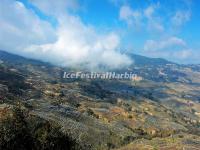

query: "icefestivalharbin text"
(63, 72), (143, 80)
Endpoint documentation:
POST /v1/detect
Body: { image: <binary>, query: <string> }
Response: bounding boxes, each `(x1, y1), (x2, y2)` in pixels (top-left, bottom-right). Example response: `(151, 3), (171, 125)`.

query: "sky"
(0, 0), (200, 69)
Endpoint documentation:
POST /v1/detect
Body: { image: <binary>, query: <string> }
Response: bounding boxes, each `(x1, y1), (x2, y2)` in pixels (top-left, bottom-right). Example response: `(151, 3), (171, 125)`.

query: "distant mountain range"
(1, 49), (200, 83)
(129, 53), (174, 66)
(0, 50), (51, 66)
(0, 50), (174, 67)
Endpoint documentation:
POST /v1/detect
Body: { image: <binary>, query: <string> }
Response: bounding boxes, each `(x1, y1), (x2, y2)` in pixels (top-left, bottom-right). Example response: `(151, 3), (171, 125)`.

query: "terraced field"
(1, 50), (200, 149)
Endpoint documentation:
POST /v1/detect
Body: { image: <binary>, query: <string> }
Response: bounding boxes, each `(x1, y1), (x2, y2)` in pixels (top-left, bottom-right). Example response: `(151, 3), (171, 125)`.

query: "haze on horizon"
(0, 0), (199, 69)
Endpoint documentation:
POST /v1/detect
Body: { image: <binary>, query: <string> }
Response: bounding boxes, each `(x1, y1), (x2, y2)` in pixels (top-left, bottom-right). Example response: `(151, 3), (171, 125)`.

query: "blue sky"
(0, 0), (199, 68)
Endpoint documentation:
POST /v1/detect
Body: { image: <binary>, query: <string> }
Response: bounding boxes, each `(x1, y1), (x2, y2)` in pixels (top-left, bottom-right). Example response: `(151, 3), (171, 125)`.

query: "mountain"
(0, 50), (54, 69)
(0, 50), (173, 67)
(129, 53), (174, 66)
(1, 50), (200, 150)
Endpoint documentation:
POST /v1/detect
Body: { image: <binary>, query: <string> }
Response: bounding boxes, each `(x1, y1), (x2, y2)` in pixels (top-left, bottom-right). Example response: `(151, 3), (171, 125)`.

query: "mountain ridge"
(0, 49), (175, 68)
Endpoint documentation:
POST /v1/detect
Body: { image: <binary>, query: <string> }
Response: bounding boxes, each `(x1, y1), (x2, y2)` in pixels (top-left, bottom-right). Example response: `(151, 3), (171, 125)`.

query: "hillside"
(1, 50), (200, 150)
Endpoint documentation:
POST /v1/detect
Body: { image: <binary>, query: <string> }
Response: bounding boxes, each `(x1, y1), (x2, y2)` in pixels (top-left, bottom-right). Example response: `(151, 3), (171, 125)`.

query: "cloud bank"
(143, 37), (196, 63)
(0, 0), (132, 70)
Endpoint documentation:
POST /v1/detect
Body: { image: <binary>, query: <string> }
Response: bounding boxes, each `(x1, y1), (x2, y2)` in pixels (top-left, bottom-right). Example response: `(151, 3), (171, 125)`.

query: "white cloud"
(30, 0), (79, 16)
(119, 4), (163, 32)
(0, 0), (132, 70)
(0, 0), (56, 53)
(172, 49), (192, 59)
(143, 49), (194, 64)
(144, 37), (186, 51)
(172, 10), (191, 26)
(144, 4), (164, 32)
(27, 18), (131, 69)
(119, 5), (142, 28)
(144, 5), (155, 19)
(143, 37), (196, 63)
